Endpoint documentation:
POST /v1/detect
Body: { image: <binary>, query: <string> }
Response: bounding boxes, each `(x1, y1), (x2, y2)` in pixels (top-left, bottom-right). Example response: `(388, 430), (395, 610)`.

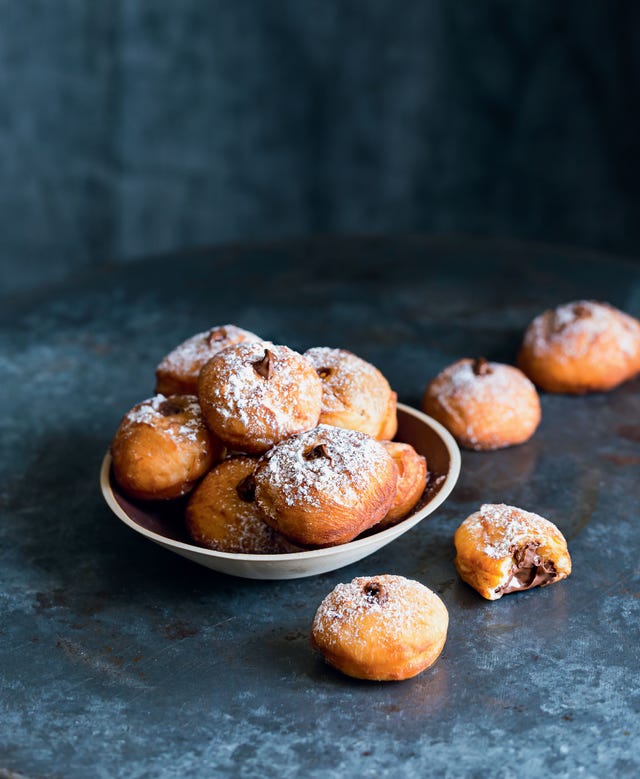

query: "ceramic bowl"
(100, 403), (461, 579)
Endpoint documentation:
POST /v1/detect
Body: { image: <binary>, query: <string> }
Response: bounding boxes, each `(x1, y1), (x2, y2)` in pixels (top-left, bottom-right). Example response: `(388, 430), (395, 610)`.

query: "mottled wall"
(1, 1), (639, 294)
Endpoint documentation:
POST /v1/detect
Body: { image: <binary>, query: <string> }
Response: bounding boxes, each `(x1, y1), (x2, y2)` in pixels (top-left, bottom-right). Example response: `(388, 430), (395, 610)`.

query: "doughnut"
(311, 575), (449, 681)
(198, 341), (323, 454)
(378, 442), (427, 529)
(422, 358), (541, 451)
(155, 324), (260, 395)
(304, 347), (397, 439)
(454, 503), (572, 600)
(517, 300), (640, 394)
(111, 394), (221, 500)
(253, 425), (397, 547)
(185, 456), (295, 554)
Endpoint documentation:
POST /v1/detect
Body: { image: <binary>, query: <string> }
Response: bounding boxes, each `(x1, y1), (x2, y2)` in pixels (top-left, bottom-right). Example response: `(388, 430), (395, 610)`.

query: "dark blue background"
(1, 1), (640, 294)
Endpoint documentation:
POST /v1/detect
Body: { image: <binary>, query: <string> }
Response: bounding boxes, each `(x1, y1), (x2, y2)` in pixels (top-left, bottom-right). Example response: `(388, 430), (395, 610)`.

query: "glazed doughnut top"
(256, 424), (392, 510)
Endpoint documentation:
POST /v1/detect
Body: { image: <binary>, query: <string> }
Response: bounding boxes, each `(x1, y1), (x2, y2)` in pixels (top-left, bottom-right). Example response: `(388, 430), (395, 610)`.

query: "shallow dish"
(100, 403), (461, 579)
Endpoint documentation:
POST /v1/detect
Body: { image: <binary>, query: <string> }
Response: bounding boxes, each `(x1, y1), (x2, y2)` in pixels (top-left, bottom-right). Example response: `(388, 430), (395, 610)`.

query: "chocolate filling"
(236, 473), (256, 503)
(208, 327), (227, 344)
(304, 443), (333, 463)
(158, 400), (183, 416)
(496, 541), (557, 595)
(363, 581), (388, 605)
(473, 357), (492, 376)
(252, 349), (274, 380)
(316, 367), (332, 380)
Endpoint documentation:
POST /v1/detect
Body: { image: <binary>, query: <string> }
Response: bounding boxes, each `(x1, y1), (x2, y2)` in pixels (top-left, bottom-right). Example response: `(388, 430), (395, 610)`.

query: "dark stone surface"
(1, 2), (640, 294)
(1, 236), (639, 777)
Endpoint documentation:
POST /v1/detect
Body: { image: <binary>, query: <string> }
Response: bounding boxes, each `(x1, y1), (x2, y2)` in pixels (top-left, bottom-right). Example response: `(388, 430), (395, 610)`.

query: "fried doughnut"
(253, 425), (397, 547)
(155, 324), (260, 396)
(304, 347), (397, 439)
(454, 503), (572, 601)
(378, 442), (427, 529)
(198, 341), (323, 454)
(311, 575), (448, 681)
(517, 300), (640, 394)
(422, 358), (541, 451)
(185, 457), (295, 554)
(111, 394), (221, 500)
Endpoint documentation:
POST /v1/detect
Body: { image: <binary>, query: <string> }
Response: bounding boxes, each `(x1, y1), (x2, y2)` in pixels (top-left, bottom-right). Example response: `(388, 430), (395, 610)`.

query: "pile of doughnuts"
(110, 326), (429, 554)
(108, 299), (639, 684)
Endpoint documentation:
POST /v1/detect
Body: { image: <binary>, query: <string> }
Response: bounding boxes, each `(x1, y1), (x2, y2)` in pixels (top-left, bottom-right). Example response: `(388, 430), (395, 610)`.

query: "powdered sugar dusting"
(255, 425), (390, 509)
(428, 360), (535, 446)
(525, 301), (640, 360)
(464, 503), (559, 559)
(123, 394), (206, 444)
(313, 575), (441, 647)
(304, 346), (388, 413)
(202, 341), (321, 443)
(156, 325), (259, 377)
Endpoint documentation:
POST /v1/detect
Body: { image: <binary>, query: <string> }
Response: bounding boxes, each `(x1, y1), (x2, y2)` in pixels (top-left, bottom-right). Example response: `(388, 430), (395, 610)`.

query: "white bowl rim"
(100, 403), (461, 562)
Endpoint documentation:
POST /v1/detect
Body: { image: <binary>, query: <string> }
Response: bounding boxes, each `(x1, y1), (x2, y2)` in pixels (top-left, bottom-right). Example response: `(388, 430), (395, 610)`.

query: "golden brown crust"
(311, 575), (448, 681)
(454, 503), (572, 600)
(304, 347), (396, 440)
(378, 390), (398, 441)
(377, 442), (427, 528)
(517, 300), (640, 394)
(254, 425), (397, 547)
(155, 325), (260, 395)
(110, 394), (221, 500)
(422, 358), (541, 451)
(185, 457), (295, 554)
(198, 342), (323, 454)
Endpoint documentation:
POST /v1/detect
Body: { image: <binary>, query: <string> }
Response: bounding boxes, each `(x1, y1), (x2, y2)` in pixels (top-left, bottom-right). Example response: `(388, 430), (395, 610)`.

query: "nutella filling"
(304, 443), (333, 464)
(236, 473), (256, 503)
(496, 541), (557, 595)
(158, 399), (184, 416)
(363, 581), (388, 605)
(472, 357), (492, 376)
(252, 349), (275, 380)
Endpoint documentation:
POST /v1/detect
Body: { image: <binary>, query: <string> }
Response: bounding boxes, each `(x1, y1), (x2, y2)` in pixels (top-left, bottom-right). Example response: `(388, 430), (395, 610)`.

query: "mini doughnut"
(454, 503), (572, 601)
(253, 425), (397, 547)
(378, 442), (427, 529)
(111, 394), (221, 500)
(155, 324), (260, 396)
(422, 358), (541, 451)
(311, 575), (449, 681)
(198, 341), (323, 454)
(518, 300), (640, 394)
(304, 347), (397, 439)
(185, 457), (295, 554)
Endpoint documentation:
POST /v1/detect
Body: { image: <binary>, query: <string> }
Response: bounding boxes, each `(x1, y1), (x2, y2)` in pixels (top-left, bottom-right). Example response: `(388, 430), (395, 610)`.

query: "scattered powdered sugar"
(255, 425), (389, 509)
(312, 575), (440, 647)
(525, 301), (640, 359)
(156, 324), (259, 376)
(123, 394), (205, 443)
(213, 497), (291, 555)
(202, 341), (321, 440)
(464, 503), (558, 559)
(304, 346), (388, 413)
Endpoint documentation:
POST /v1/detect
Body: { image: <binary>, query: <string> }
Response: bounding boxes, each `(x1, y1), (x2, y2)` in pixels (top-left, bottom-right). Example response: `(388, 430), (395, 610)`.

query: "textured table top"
(2, 236), (639, 778)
